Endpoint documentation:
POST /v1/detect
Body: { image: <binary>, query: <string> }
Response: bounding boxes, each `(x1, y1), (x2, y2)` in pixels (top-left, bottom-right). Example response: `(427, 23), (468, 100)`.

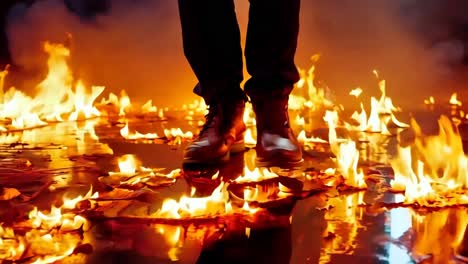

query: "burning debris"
(0, 40), (466, 262)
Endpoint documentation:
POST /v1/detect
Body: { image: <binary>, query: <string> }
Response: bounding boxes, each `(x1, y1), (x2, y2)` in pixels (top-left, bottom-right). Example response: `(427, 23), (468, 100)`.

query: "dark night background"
(4, 0), (468, 109)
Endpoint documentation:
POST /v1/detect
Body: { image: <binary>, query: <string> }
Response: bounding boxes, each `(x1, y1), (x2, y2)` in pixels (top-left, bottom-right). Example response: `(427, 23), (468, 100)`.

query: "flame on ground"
(324, 110), (367, 189)
(450, 93), (462, 107)
(289, 54), (333, 111)
(154, 182), (232, 219)
(234, 167), (278, 184)
(0, 42), (106, 131)
(390, 115), (468, 206)
(346, 76), (408, 135)
(120, 121), (159, 140)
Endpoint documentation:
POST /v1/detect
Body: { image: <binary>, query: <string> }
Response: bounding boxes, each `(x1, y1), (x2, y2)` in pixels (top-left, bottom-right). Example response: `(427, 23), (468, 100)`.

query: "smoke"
(6, 0), (468, 109)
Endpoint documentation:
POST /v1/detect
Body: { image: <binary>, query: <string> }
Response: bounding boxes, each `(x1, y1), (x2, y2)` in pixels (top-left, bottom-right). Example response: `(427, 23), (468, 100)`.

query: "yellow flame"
(234, 167), (278, 184)
(244, 128), (257, 147)
(450, 93), (462, 107)
(120, 121), (159, 140)
(424, 96), (435, 105)
(346, 76), (408, 135)
(297, 130), (328, 144)
(390, 116), (468, 206)
(349, 87), (363, 98)
(155, 182), (231, 219)
(324, 110), (367, 188)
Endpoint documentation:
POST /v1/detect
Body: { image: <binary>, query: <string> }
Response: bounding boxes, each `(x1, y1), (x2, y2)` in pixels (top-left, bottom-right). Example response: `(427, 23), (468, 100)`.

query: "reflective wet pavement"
(0, 116), (467, 264)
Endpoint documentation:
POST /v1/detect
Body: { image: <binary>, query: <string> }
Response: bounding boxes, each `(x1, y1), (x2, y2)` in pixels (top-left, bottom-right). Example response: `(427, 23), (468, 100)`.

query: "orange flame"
(390, 116), (468, 206)
(324, 110), (367, 188)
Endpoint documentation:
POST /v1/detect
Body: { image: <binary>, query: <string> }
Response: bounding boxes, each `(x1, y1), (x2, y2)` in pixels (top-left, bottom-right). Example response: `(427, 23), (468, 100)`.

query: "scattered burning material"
(0, 188), (97, 263)
(102, 154), (181, 188)
(390, 115), (468, 207)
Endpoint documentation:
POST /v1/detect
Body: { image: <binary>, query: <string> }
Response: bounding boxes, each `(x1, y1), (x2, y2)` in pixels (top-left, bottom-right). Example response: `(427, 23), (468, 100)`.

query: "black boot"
(183, 99), (246, 166)
(252, 95), (303, 168)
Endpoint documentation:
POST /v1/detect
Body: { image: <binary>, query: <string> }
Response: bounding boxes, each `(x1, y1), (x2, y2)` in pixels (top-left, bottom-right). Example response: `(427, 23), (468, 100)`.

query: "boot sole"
(182, 141), (245, 166)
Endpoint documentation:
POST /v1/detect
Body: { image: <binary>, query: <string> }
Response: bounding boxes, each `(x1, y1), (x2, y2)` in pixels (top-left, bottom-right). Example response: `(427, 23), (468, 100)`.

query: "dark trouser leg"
(0, 2), (14, 68)
(244, 0), (301, 98)
(178, 0), (245, 105)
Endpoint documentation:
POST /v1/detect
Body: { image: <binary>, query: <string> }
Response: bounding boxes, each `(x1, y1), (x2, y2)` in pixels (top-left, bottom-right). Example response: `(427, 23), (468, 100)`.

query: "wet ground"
(0, 112), (467, 264)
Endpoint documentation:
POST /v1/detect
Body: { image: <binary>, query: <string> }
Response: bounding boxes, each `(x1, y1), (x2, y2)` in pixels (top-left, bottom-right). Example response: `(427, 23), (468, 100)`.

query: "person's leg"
(245, 0), (303, 168)
(178, 0), (245, 104)
(0, 1), (16, 68)
(244, 0), (300, 96)
(178, 0), (247, 166)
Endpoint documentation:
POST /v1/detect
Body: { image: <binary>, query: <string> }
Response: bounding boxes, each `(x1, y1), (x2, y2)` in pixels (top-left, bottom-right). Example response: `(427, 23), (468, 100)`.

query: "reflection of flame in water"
(320, 192), (365, 263)
(390, 116), (468, 206)
(410, 209), (467, 262)
(155, 225), (183, 261)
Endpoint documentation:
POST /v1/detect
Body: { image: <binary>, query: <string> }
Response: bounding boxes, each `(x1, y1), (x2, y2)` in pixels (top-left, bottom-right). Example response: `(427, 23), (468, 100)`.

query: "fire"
(28, 206), (89, 232)
(118, 90), (132, 116)
(324, 110), (367, 189)
(120, 121), (159, 140)
(154, 182), (232, 219)
(243, 103), (257, 146)
(346, 74), (408, 135)
(141, 99), (157, 113)
(297, 130), (328, 144)
(0, 188), (98, 263)
(390, 115), (468, 206)
(0, 42), (106, 131)
(62, 186), (99, 209)
(107, 154), (181, 186)
(290, 54), (333, 111)
(244, 128), (257, 147)
(243, 102), (256, 126)
(0, 225), (25, 261)
(424, 96), (435, 105)
(450, 93), (462, 107)
(349, 87), (363, 98)
(164, 128), (194, 144)
(234, 167), (278, 184)
(115, 154), (140, 175)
